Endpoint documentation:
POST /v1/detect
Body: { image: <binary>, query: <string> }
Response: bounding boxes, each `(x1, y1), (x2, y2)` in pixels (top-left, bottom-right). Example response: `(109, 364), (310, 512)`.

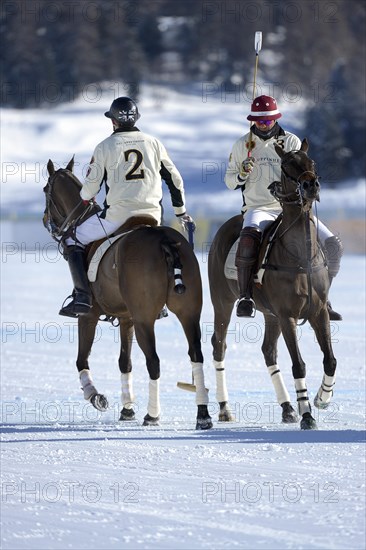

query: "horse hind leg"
(262, 315), (297, 423)
(118, 318), (136, 421)
(174, 312), (213, 429)
(133, 321), (161, 426)
(192, 362), (213, 430)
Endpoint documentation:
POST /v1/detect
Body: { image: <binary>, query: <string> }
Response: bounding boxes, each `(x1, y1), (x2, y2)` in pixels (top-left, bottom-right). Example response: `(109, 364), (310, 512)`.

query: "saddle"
(224, 215), (283, 284)
(86, 215), (158, 282)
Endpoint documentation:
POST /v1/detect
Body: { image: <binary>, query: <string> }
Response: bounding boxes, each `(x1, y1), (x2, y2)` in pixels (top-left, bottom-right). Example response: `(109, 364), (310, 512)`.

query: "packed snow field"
(1, 84), (365, 548)
(1, 248), (365, 549)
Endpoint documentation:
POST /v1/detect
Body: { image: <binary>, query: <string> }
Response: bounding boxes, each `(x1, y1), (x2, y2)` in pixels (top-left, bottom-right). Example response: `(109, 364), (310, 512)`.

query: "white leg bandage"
(213, 359), (229, 403)
(121, 372), (135, 409)
(147, 378), (160, 418)
(267, 365), (291, 405)
(79, 369), (97, 401)
(295, 378), (311, 415)
(316, 373), (336, 404)
(192, 362), (209, 405)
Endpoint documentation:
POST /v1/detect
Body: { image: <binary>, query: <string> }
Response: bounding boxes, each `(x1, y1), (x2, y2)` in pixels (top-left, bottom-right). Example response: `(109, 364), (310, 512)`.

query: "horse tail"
(160, 238), (186, 295)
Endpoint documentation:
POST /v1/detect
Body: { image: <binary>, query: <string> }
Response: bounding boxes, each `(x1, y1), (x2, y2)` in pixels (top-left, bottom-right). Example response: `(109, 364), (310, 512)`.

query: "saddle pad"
(87, 233), (131, 282)
(224, 238), (265, 285)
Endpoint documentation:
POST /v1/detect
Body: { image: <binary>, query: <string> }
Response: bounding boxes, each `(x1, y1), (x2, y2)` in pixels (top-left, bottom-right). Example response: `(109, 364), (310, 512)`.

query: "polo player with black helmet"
(225, 95), (343, 319)
(60, 96), (194, 318)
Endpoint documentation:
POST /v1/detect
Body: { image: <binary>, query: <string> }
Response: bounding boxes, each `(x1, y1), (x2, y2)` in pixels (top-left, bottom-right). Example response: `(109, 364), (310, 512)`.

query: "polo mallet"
(248, 31), (262, 158)
(177, 219), (209, 394)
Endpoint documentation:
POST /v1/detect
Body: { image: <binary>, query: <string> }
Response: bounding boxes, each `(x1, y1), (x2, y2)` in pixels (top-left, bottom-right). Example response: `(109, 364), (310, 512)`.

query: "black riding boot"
(324, 236), (343, 321)
(235, 228), (262, 317)
(59, 246), (92, 318)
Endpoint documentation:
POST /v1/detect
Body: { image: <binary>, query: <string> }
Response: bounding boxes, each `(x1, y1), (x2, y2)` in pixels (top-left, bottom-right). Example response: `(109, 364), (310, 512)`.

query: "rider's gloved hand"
(177, 213), (196, 233)
(239, 157), (255, 178)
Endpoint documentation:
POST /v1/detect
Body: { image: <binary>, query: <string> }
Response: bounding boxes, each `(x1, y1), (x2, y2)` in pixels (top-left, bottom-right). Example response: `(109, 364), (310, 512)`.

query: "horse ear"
(274, 144), (285, 159)
(47, 159), (55, 176)
(300, 138), (309, 152)
(66, 155), (75, 172)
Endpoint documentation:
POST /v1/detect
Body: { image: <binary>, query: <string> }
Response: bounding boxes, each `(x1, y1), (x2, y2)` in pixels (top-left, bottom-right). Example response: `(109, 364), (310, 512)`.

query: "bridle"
(270, 151), (320, 208)
(43, 169), (97, 244)
(266, 150), (324, 325)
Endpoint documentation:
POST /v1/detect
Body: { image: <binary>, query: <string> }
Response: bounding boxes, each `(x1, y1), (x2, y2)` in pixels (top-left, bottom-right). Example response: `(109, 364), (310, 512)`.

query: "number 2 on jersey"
(124, 149), (145, 180)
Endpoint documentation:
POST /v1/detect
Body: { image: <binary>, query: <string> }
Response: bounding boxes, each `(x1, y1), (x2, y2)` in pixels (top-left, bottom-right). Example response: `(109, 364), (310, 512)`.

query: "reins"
(44, 170), (98, 248)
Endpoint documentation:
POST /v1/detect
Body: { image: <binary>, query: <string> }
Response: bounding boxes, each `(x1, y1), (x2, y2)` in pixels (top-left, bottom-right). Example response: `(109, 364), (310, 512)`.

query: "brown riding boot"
(235, 228), (262, 317)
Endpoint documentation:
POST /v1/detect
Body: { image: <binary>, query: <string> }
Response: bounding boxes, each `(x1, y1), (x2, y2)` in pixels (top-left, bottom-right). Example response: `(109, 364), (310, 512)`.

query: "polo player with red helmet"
(225, 95), (343, 319)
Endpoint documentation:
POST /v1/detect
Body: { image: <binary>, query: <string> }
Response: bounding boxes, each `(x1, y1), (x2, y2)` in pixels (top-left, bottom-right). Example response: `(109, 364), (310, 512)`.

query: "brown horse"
(208, 139), (337, 430)
(43, 158), (212, 430)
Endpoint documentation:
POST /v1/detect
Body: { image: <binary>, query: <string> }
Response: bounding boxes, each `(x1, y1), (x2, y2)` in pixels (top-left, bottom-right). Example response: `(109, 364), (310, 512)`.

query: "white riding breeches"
(65, 214), (121, 247)
(242, 207), (333, 245)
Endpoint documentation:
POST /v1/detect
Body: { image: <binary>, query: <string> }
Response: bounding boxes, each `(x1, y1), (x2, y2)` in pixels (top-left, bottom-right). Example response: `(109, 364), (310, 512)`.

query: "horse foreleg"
(310, 310), (337, 409)
(262, 315), (297, 423)
(118, 318), (136, 421)
(211, 307), (235, 422)
(77, 312), (108, 412)
(133, 321), (160, 426)
(280, 316), (316, 430)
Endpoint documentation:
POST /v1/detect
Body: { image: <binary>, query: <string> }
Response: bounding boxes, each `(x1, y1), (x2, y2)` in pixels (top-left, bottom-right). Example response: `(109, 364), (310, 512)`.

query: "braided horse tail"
(160, 237), (186, 295)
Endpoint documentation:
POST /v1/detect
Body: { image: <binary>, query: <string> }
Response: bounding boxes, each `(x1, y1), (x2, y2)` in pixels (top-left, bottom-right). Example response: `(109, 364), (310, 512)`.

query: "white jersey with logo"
(80, 129), (186, 224)
(225, 127), (301, 212)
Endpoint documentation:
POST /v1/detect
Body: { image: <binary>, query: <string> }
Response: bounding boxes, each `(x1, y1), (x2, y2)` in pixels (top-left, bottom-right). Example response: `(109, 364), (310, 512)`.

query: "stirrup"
(99, 314), (120, 327)
(236, 297), (256, 318)
(59, 295), (78, 318)
(59, 294), (92, 318)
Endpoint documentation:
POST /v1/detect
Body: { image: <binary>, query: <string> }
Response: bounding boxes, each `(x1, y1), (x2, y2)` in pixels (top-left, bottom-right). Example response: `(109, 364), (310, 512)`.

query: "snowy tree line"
(1, 0), (365, 182)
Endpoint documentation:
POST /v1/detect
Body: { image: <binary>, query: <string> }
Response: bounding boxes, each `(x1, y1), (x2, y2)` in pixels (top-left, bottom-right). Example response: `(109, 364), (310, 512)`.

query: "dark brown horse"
(208, 139), (337, 430)
(43, 158), (212, 430)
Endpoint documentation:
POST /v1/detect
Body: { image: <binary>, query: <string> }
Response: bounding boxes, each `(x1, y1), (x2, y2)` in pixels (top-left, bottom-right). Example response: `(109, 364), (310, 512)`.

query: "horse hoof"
(281, 402), (298, 423)
(143, 414), (160, 426)
(196, 416), (213, 430)
(300, 413), (317, 430)
(90, 393), (109, 411)
(218, 402), (234, 422)
(314, 394), (330, 410)
(119, 408), (136, 421)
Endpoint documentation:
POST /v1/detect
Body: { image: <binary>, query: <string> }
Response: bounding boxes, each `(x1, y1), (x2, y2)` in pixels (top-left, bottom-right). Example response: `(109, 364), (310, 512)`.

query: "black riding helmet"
(104, 97), (140, 128)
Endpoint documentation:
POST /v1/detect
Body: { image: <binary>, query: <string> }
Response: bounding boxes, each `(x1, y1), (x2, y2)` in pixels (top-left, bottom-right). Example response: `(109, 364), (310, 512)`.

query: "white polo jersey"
(225, 126), (301, 212)
(80, 128), (186, 223)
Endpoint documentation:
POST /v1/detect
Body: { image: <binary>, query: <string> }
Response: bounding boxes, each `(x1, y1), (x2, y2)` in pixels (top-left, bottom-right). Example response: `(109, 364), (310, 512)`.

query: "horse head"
(43, 156), (86, 240)
(273, 139), (320, 206)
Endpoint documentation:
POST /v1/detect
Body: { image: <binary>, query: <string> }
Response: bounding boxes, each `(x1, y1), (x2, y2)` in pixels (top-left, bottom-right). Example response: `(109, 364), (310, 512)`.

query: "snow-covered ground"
(1, 248), (365, 549)
(1, 83), (365, 549)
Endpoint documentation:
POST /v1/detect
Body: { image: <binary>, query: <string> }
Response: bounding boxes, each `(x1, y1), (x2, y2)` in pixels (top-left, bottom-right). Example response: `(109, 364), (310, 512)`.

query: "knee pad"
(324, 236), (343, 278)
(235, 228), (262, 267)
